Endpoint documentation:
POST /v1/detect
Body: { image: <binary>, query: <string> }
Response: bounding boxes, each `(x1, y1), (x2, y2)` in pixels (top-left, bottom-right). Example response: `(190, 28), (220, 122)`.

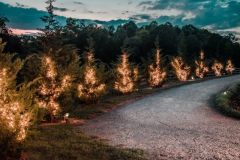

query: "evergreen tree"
(40, 0), (62, 49)
(195, 51), (209, 78)
(0, 40), (36, 158)
(114, 52), (135, 94)
(78, 49), (106, 103)
(212, 60), (224, 77)
(225, 60), (235, 74)
(148, 49), (167, 87)
(37, 55), (71, 121)
(171, 57), (191, 81)
(41, 0), (59, 36)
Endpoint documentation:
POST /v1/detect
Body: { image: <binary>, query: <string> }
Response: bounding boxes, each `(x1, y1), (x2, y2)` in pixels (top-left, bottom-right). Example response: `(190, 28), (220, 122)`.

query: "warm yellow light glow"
(0, 68), (31, 142)
(78, 52), (106, 102)
(171, 57), (191, 81)
(114, 52), (135, 93)
(195, 51), (209, 78)
(148, 49), (167, 87)
(45, 57), (57, 79)
(37, 56), (72, 116)
(133, 66), (139, 82)
(225, 60), (235, 74)
(212, 60), (224, 77)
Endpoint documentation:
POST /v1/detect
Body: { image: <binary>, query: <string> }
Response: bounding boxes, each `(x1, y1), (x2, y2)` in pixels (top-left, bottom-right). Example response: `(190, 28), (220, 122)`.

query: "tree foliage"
(148, 49), (167, 87)
(114, 52), (135, 94)
(0, 40), (36, 158)
(195, 51), (209, 78)
(78, 50), (107, 103)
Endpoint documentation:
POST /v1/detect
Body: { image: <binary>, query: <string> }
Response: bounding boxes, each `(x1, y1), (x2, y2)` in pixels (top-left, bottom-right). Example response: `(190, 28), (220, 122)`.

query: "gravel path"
(79, 75), (240, 160)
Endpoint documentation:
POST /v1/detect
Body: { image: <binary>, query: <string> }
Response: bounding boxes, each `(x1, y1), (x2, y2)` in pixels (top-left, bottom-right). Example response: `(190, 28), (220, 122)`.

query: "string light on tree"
(225, 60), (235, 74)
(195, 51), (209, 78)
(37, 56), (72, 120)
(212, 60), (224, 77)
(148, 49), (167, 87)
(133, 66), (139, 82)
(0, 40), (34, 142)
(78, 51), (106, 102)
(171, 57), (191, 81)
(114, 52), (135, 94)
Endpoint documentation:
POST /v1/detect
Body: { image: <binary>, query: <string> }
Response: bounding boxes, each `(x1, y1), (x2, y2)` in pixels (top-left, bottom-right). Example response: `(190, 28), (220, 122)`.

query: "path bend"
(80, 75), (240, 160)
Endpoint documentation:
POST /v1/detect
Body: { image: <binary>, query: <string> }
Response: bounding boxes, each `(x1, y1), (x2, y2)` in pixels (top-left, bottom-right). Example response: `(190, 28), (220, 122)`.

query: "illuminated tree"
(212, 60), (224, 77)
(225, 60), (235, 74)
(133, 66), (139, 82)
(171, 57), (191, 81)
(78, 51), (106, 103)
(114, 52), (135, 94)
(148, 49), (167, 87)
(195, 51), (209, 78)
(36, 48), (78, 121)
(0, 40), (36, 158)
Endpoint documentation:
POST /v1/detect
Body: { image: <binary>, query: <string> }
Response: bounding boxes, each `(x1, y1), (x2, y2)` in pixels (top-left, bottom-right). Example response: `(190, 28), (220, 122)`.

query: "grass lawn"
(23, 125), (147, 160)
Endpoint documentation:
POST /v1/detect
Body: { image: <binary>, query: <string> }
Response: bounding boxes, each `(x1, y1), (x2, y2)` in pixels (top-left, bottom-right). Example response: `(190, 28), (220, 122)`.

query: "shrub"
(212, 60), (224, 77)
(78, 50), (107, 103)
(0, 40), (37, 158)
(148, 49), (167, 87)
(215, 85), (240, 119)
(195, 51), (209, 78)
(225, 60), (235, 74)
(114, 52), (136, 94)
(171, 57), (191, 81)
(36, 46), (80, 121)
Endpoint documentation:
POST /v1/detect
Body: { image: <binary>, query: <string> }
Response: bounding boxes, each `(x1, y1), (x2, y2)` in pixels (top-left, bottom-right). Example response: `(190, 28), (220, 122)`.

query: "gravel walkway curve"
(79, 75), (240, 160)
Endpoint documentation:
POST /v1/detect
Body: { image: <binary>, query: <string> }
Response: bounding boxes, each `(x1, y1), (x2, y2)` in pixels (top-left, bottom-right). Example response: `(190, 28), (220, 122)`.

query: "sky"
(0, 0), (240, 36)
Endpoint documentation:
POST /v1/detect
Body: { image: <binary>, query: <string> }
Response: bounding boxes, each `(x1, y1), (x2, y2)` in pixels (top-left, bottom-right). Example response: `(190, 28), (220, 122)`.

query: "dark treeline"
(1, 8), (240, 67)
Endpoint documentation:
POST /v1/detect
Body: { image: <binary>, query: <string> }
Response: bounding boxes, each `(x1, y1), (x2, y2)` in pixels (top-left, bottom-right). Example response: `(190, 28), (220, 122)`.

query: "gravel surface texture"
(80, 75), (240, 160)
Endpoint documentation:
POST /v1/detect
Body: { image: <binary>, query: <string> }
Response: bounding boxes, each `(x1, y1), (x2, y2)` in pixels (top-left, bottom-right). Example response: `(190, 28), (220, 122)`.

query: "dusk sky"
(0, 0), (240, 36)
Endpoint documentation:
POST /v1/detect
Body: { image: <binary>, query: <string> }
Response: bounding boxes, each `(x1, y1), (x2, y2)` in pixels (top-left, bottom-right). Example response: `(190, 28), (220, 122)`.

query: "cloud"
(138, 1), (153, 6)
(128, 1), (133, 5)
(53, 7), (69, 12)
(15, 2), (28, 8)
(73, 1), (84, 5)
(0, 2), (66, 29)
(136, 0), (240, 30)
(130, 14), (152, 21)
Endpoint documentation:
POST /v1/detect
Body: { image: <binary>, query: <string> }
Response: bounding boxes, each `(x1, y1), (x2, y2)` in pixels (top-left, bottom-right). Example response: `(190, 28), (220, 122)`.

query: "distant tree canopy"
(1, 15), (240, 67)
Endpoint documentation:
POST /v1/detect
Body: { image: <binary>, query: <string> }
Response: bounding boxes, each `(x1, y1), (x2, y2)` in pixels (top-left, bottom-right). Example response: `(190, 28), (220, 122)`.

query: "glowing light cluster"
(171, 57), (191, 81)
(0, 68), (31, 142)
(37, 56), (72, 117)
(114, 52), (135, 93)
(225, 60), (235, 74)
(78, 52), (106, 102)
(148, 49), (167, 87)
(133, 66), (139, 82)
(212, 60), (224, 77)
(195, 52), (209, 78)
